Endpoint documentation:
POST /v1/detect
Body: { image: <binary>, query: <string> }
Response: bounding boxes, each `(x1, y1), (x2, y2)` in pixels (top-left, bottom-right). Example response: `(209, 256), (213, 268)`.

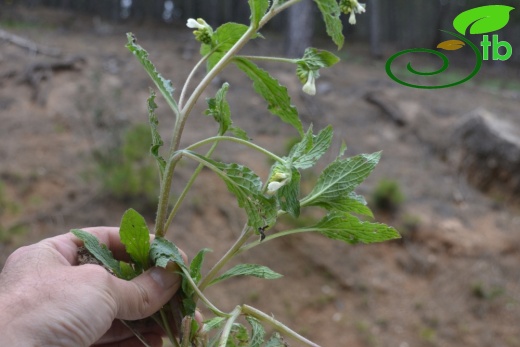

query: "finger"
(110, 267), (181, 320)
(93, 333), (163, 347)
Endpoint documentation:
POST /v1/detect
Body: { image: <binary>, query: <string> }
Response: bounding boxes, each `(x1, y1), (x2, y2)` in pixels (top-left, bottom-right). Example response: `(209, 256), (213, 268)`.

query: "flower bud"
(302, 74), (316, 95)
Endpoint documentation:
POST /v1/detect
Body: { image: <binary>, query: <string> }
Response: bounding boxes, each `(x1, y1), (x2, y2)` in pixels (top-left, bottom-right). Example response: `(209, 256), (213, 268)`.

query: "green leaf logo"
(453, 5), (515, 35)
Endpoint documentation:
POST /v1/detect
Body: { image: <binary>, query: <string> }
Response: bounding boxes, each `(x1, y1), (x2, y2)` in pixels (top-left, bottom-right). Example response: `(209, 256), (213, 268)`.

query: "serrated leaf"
(310, 191), (373, 217)
(265, 332), (288, 347)
(119, 208), (151, 270)
(201, 23), (250, 71)
(209, 264), (283, 286)
(306, 212), (400, 244)
(149, 237), (187, 269)
(290, 125), (333, 169)
(205, 83), (249, 139)
(302, 152), (381, 208)
(187, 152), (277, 229)
(277, 168), (300, 218)
(190, 248), (212, 285)
(71, 229), (122, 277)
(147, 89), (166, 176)
(246, 316), (265, 347)
(313, 0), (344, 49)
(126, 33), (179, 115)
(436, 39), (465, 51)
(229, 323), (249, 347)
(249, 0), (270, 28)
(234, 57), (303, 136)
(453, 5), (515, 35)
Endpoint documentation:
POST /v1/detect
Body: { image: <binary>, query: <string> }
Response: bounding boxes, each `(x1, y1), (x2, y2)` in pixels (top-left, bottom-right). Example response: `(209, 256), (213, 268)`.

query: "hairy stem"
(154, 152), (183, 237)
(160, 308), (177, 344)
(179, 52), (211, 110)
(241, 304), (321, 347)
(197, 224), (254, 292)
(186, 136), (285, 163)
(181, 267), (229, 317)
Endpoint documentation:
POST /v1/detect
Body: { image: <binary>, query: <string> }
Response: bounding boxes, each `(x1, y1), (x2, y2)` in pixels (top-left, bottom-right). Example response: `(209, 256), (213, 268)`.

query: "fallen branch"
(0, 29), (62, 57)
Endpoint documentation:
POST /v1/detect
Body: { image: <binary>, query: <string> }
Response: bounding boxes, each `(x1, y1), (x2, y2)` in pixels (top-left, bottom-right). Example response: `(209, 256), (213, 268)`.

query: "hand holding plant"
(72, 1), (400, 346)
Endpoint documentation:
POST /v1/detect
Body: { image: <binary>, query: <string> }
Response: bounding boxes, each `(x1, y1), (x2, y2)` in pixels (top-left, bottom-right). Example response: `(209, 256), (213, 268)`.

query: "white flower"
(355, 2), (366, 13)
(267, 181), (284, 194)
(186, 18), (209, 30)
(349, 11), (357, 25)
(302, 74), (316, 95)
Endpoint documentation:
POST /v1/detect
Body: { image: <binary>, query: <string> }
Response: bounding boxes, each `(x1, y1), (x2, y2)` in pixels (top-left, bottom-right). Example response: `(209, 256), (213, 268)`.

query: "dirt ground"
(2, 8), (520, 347)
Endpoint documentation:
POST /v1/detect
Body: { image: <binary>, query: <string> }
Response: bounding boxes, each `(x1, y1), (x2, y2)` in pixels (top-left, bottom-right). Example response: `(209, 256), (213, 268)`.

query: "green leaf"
(119, 208), (151, 270)
(265, 332), (288, 347)
(205, 83), (249, 139)
(119, 261), (139, 280)
(302, 152), (381, 208)
(313, 0), (344, 49)
(71, 229), (122, 277)
(453, 5), (515, 35)
(277, 168), (300, 218)
(210, 264), (283, 286)
(190, 248), (212, 285)
(149, 237), (187, 269)
(187, 152), (278, 229)
(201, 23), (250, 71)
(228, 323), (249, 347)
(249, 0), (270, 28)
(290, 125), (333, 169)
(203, 317), (226, 332)
(245, 316), (265, 347)
(296, 48), (340, 81)
(307, 212), (401, 244)
(147, 89), (166, 176)
(126, 33), (179, 115)
(234, 57), (303, 136)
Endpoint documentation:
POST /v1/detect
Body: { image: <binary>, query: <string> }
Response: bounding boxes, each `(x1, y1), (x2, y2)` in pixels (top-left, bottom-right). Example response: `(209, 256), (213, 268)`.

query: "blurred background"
(1, 1), (520, 346)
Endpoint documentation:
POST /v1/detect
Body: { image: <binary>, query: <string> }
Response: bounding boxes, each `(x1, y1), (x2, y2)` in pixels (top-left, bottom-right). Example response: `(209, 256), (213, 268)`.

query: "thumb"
(110, 267), (181, 320)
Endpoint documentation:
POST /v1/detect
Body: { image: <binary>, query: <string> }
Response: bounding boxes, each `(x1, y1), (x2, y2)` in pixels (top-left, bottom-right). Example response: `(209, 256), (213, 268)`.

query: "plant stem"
(180, 267), (229, 318)
(237, 55), (298, 64)
(154, 151), (183, 237)
(241, 305), (321, 347)
(164, 140), (219, 234)
(218, 306), (242, 347)
(179, 52), (211, 110)
(160, 308), (177, 344)
(186, 136), (285, 163)
(198, 224), (254, 292)
(260, 0), (302, 29)
(238, 227), (307, 253)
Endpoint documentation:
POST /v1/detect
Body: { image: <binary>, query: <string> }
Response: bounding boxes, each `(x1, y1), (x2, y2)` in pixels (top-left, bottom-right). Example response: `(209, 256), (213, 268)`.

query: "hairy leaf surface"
(249, 0), (270, 28)
(71, 229), (122, 277)
(201, 23), (250, 71)
(126, 33), (179, 115)
(210, 264), (282, 286)
(234, 57), (303, 136)
(147, 90), (166, 176)
(246, 316), (265, 347)
(187, 152), (277, 229)
(205, 83), (248, 139)
(149, 237), (186, 269)
(308, 212), (400, 244)
(190, 248), (212, 285)
(302, 152), (381, 208)
(289, 125), (333, 169)
(313, 0), (344, 49)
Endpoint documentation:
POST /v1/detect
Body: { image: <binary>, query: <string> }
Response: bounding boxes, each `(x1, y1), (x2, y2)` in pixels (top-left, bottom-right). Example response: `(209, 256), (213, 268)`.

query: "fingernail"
(149, 267), (179, 289)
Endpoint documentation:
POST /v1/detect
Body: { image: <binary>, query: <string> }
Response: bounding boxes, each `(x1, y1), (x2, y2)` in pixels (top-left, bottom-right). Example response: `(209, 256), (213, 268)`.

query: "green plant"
(72, 1), (399, 346)
(371, 179), (405, 212)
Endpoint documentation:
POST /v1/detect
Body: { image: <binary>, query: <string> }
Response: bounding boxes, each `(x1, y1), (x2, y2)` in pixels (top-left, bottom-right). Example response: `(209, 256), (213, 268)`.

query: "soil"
(2, 8), (520, 347)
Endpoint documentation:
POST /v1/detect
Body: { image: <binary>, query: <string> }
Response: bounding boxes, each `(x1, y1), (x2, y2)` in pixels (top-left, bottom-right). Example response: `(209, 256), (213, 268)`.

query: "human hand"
(0, 227), (183, 347)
